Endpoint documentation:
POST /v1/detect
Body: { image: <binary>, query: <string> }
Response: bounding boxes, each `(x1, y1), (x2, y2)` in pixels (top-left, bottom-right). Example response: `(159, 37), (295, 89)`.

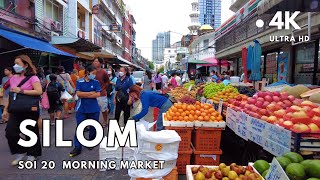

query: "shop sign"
(265, 158), (290, 180)
(263, 138), (290, 157)
(277, 53), (289, 82)
(246, 116), (268, 135)
(109, 24), (121, 33)
(176, 47), (189, 54)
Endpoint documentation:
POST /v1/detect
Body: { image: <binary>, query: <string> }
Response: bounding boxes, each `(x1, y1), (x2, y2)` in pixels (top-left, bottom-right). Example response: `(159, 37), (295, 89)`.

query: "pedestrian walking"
(107, 67), (117, 115)
(1, 67), (13, 124)
(175, 73), (182, 86)
(46, 74), (65, 125)
(154, 72), (162, 91)
(69, 65), (101, 157)
(3, 55), (42, 165)
(170, 73), (178, 88)
(161, 73), (168, 89)
(114, 67), (133, 125)
(144, 70), (152, 91)
(128, 85), (173, 131)
(93, 57), (110, 127)
(57, 66), (75, 119)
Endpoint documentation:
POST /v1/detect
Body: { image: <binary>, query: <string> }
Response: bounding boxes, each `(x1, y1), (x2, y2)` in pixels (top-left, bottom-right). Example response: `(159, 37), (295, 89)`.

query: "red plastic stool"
(153, 108), (159, 131)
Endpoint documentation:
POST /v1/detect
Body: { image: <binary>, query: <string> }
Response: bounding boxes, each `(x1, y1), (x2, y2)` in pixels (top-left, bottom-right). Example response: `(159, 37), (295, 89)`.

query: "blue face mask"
(88, 73), (96, 80)
(13, 64), (25, 73)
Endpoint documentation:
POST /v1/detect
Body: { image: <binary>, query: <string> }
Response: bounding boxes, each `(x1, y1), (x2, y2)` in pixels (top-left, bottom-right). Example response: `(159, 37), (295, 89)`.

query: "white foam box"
(186, 165), (264, 180)
(163, 113), (194, 127)
(194, 121), (226, 128)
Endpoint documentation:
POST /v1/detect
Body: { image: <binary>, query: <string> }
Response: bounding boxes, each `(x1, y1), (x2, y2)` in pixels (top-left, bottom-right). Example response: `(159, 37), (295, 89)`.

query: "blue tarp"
(247, 45), (253, 71)
(250, 40), (262, 81)
(0, 27), (76, 58)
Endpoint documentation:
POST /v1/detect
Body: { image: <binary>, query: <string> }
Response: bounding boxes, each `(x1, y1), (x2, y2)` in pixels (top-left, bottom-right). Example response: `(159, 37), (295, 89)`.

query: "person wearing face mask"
(128, 85), (173, 131)
(2, 55), (43, 165)
(114, 67), (133, 125)
(106, 67), (117, 115)
(69, 65), (101, 157)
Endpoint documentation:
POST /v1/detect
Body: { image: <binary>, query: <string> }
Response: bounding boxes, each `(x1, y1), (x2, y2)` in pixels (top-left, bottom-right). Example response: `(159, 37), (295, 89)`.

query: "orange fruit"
(196, 101), (201, 105)
(179, 116), (184, 121)
(175, 112), (181, 116)
(185, 111), (190, 116)
(204, 110), (209, 114)
(181, 104), (187, 110)
(167, 115), (172, 121)
(194, 114), (199, 120)
(178, 109), (183, 113)
(189, 114), (194, 120)
(201, 112), (206, 117)
(181, 112), (186, 117)
(184, 116), (189, 121)
(217, 115), (223, 121)
(198, 116), (204, 121)
(187, 105), (192, 111)
(209, 108), (215, 113)
(191, 105), (196, 111)
(169, 111), (175, 117)
(196, 105), (201, 110)
(171, 107), (177, 112)
(204, 116), (210, 121)
(195, 110), (201, 116)
(210, 116), (216, 121)
(190, 110), (195, 115)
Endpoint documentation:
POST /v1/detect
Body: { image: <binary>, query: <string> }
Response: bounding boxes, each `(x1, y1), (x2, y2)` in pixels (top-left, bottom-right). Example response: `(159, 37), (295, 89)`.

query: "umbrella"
(242, 47), (248, 82)
(250, 39), (262, 81)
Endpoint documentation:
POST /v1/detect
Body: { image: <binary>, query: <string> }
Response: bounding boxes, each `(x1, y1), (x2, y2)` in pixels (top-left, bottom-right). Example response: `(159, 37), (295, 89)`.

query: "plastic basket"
(177, 149), (192, 174)
(135, 166), (178, 180)
(192, 128), (222, 151)
(192, 149), (222, 166)
(165, 126), (193, 151)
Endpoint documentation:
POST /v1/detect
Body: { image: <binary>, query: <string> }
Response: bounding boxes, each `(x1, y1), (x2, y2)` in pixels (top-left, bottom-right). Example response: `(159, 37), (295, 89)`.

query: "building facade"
(188, 0), (200, 35)
(152, 31), (171, 62)
(122, 11), (134, 62)
(199, 0), (221, 29)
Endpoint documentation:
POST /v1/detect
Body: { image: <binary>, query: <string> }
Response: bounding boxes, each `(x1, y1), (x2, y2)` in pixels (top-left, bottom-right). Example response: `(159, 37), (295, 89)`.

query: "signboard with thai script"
(265, 158), (290, 180)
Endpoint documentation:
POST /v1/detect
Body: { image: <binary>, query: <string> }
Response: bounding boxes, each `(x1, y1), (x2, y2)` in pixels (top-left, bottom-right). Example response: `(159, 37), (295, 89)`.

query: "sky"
(124, 0), (235, 60)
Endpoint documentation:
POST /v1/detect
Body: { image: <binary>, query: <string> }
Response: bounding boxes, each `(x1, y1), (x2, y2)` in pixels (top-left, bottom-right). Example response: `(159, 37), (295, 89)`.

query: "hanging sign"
(277, 53), (289, 82)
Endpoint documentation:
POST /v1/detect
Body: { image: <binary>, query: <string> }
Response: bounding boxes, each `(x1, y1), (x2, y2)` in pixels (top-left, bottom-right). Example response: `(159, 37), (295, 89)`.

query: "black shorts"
(48, 104), (63, 113)
(156, 83), (162, 90)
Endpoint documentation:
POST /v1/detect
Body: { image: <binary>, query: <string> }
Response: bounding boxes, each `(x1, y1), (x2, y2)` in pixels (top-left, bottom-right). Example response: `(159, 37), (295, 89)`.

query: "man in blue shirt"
(70, 66), (101, 157)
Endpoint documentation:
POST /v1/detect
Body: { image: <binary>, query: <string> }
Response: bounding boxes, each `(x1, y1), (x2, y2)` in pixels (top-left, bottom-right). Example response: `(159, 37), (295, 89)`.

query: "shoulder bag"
(8, 76), (41, 113)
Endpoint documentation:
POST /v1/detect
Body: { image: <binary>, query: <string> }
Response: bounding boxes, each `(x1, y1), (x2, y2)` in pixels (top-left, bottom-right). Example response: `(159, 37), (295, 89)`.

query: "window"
(0, 0), (16, 12)
(168, 50), (171, 53)
(44, 0), (61, 21)
(203, 39), (209, 53)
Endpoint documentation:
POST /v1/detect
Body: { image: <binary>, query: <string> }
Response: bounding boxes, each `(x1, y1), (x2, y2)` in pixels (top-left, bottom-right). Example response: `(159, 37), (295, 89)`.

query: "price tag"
(188, 85), (193, 91)
(247, 131), (264, 146)
(207, 99), (214, 105)
(265, 124), (292, 150)
(236, 112), (248, 140)
(200, 97), (207, 104)
(226, 107), (238, 132)
(263, 138), (290, 156)
(218, 99), (223, 114)
(265, 158), (290, 180)
(247, 116), (268, 136)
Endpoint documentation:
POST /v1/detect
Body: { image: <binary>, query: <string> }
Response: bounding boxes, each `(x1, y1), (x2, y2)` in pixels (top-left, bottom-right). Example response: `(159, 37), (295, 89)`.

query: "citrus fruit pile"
(164, 102), (223, 122)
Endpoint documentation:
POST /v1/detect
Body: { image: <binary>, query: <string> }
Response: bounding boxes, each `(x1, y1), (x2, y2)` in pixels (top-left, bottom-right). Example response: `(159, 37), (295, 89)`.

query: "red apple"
(283, 100), (292, 107)
(312, 116), (320, 127)
(280, 92), (289, 100)
(256, 101), (263, 108)
(257, 91), (265, 98)
(267, 116), (278, 123)
(266, 104), (276, 111)
(312, 108), (320, 116)
(274, 109), (286, 118)
(282, 120), (294, 129)
(248, 98), (257, 105)
(262, 101), (270, 108)
(264, 95), (272, 102)
(288, 95), (295, 102)
(308, 123), (320, 132)
(251, 106), (258, 112)
(261, 116), (268, 121)
(293, 99), (303, 105)
(276, 101), (284, 107)
(240, 102), (246, 108)
(291, 123), (311, 133)
(273, 91), (281, 97)
(234, 101), (241, 107)
(257, 97), (264, 102)
(259, 109), (268, 116)
(292, 111), (308, 118)
(273, 96), (281, 102)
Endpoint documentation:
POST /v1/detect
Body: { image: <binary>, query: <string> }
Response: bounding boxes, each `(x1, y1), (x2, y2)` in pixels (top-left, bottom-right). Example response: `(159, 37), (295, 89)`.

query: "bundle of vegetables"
(203, 83), (226, 98)
(183, 81), (195, 89)
(179, 96), (197, 104)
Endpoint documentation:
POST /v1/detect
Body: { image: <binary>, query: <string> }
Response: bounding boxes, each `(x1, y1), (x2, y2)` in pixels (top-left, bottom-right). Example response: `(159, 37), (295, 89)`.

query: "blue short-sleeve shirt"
(75, 78), (101, 113)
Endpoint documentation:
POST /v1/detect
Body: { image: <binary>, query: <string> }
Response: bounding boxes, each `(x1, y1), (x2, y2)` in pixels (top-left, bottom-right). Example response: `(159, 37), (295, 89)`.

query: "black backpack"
(46, 82), (61, 101)
(106, 77), (115, 97)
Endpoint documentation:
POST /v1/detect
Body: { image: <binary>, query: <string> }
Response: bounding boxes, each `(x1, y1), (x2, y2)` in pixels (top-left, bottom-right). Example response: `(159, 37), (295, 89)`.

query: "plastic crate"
(192, 127), (222, 151)
(177, 149), (192, 174)
(192, 149), (223, 166)
(165, 126), (193, 151)
(135, 167), (178, 180)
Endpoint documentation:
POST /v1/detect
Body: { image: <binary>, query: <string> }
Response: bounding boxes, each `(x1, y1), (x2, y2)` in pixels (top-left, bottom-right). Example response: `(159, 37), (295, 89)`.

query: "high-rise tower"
(188, 0), (201, 35)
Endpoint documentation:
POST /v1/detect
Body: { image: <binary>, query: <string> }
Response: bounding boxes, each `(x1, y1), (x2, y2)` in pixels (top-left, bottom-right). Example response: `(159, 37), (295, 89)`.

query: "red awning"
(204, 57), (219, 65)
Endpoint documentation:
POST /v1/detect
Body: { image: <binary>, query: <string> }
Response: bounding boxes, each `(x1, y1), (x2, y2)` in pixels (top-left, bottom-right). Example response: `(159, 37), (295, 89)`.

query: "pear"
(195, 171), (206, 180)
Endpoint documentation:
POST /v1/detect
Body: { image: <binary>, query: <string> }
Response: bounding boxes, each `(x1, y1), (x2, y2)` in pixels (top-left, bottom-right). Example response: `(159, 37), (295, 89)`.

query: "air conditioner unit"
(51, 31), (59, 37)
(52, 21), (62, 31)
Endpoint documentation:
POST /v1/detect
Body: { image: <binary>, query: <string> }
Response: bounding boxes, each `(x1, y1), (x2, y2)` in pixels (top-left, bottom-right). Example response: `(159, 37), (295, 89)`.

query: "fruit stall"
(159, 82), (320, 180)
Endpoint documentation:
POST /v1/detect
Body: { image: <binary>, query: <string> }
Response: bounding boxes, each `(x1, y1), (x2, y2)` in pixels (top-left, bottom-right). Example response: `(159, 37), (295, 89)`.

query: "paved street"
(0, 106), (156, 179)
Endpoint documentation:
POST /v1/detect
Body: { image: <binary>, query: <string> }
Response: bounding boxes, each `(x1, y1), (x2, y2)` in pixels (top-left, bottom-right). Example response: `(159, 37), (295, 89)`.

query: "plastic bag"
(41, 92), (50, 109)
(74, 94), (79, 101)
(60, 91), (72, 100)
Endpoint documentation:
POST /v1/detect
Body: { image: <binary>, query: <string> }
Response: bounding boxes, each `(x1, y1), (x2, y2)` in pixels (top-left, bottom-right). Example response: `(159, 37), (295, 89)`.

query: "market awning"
(0, 26), (76, 57)
(51, 36), (101, 52)
(204, 57), (219, 65)
(187, 59), (211, 64)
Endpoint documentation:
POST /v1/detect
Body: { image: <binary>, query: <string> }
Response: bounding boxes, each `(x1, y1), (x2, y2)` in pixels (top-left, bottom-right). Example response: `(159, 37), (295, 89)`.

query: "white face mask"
(107, 71), (112, 75)
(119, 72), (124, 77)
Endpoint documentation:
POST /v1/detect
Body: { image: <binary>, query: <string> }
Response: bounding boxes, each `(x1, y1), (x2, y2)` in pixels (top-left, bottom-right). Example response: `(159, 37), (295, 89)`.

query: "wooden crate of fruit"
(186, 163), (264, 180)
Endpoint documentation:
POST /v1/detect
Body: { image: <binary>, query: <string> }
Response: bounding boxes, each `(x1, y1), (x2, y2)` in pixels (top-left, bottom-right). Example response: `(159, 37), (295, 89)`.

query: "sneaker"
(69, 148), (81, 157)
(11, 154), (26, 166)
(26, 156), (36, 161)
